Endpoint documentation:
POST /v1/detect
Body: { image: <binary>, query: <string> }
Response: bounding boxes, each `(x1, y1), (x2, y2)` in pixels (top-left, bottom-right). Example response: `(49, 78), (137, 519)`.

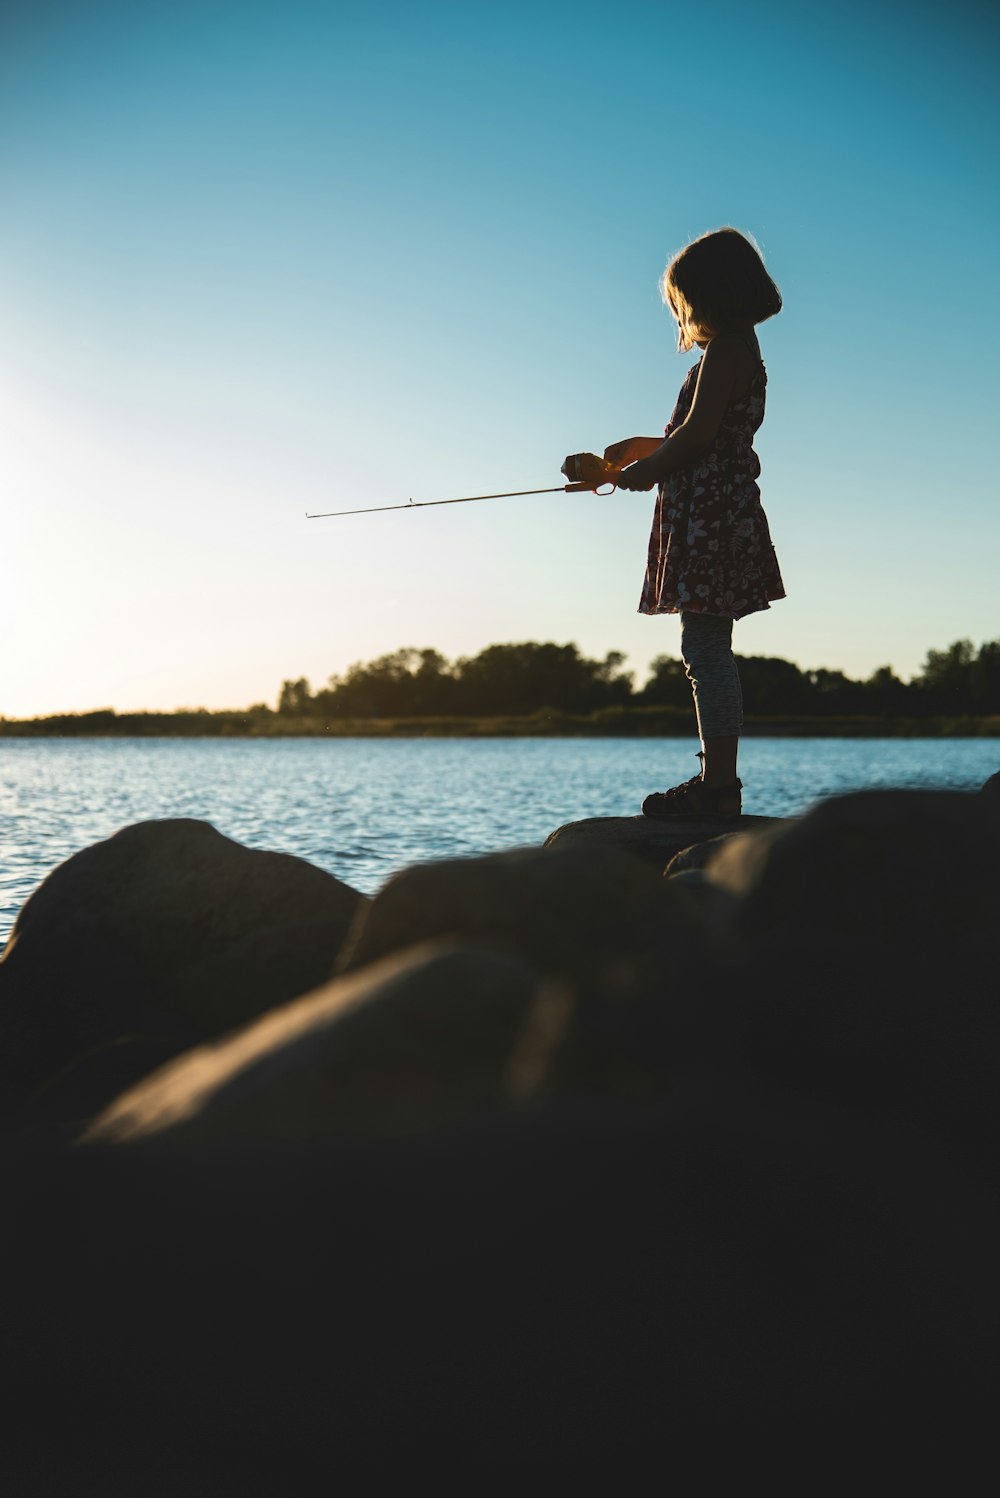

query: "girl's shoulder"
(700, 332), (766, 408)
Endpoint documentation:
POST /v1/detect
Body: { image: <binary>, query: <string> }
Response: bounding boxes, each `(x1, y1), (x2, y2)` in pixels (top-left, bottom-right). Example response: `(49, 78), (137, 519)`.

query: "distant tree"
(273, 635), (1000, 724)
(804, 668), (867, 715)
(913, 640), (976, 712)
(734, 655), (811, 714)
(971, 641), (1000, 713)
(858, 665), (912, 716)
(409, 648), (460, 714)
(639, 655), (691, 708)
(454, 642), (632, 716)
(317, 649), (459, 718)
(591, 649), (634, 708)
(321, 651), (415, 717)
(277, 678), (313, 715)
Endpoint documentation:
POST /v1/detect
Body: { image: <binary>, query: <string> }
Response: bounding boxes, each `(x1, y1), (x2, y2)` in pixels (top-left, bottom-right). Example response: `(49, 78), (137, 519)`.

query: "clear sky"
(2, 0), (997, 715)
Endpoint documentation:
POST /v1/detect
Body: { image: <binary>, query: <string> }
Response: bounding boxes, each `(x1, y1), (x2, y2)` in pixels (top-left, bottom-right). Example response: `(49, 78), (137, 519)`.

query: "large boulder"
(85, 941), (545, 1145)
(544, 812), (779, 871)
(335, 843), (732, 1099)
(700, 788), (1000, 1165)
(4, 1079), (997, 1489)
(338, 842), (698, 983)
(703, 788), (1000, 951)
(0, 818), (365, 1109)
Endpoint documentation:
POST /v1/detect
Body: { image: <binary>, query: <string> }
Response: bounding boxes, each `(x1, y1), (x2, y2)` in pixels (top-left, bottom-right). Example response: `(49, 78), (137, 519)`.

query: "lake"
(1, 735), (997, 943)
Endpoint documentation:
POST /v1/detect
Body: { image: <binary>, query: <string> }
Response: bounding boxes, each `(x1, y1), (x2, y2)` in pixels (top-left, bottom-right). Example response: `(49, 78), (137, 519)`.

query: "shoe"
(642, 758), (743, 820)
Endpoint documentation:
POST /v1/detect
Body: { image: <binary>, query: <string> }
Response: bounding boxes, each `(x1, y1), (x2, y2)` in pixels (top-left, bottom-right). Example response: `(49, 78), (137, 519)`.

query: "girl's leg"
(679, 611), (743, 787)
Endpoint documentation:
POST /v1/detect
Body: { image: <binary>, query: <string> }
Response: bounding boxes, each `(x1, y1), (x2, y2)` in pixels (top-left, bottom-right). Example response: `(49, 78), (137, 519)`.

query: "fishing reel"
(560, 452), (622, 494)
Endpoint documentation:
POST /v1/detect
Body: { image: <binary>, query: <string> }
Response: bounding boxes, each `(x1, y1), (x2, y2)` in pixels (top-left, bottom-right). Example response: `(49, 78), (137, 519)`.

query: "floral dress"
(638, 354), (785, 619)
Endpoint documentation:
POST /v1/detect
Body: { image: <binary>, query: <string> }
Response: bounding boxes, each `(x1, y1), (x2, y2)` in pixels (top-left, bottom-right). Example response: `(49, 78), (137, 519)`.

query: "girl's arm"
(602, 435), (664, 467)
(615, 335), (750, 490)
(561, 436), (661, 484)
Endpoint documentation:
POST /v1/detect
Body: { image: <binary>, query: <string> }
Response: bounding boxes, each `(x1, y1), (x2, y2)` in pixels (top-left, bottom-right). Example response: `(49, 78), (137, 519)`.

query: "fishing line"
(305, 455), (621, 518)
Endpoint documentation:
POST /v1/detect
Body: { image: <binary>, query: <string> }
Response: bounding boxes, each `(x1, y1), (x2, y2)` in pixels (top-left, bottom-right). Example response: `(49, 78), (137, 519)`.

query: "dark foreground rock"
(337, 841), (704, 992)
(0, 818), (365, 1119)
(85, 941), (545, 1145)
(333, 844), (729, 1099)
(1, 781), (999, 1487)
(4, 1086), (998, 1490)
(664, 828), (749, 874)
(698, 788), (1000, 1170)
(703, 787), (1000, 948)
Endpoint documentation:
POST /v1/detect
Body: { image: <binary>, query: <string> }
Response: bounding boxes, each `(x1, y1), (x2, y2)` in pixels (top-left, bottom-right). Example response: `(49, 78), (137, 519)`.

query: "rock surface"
(6, 1070), (997, 1489)
(85, 941), (545, 1144)
(334, 845), (722, 1098)
(664, 829), (754, 875)
(697, 787), (1000, 1170)
(337, 841), (701, 991)
(0, 818), (365, 1109)
(703, 787), (1000, 943)
(544, 812), (780, 870)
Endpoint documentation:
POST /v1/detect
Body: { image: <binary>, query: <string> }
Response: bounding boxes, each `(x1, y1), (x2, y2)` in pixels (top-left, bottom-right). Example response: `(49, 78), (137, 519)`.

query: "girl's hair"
(661, 228), (782, 352)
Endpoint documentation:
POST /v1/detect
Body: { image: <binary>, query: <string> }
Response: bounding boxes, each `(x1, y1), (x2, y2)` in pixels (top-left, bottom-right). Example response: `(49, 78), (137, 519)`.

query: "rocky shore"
(2, 776), (999, 1488)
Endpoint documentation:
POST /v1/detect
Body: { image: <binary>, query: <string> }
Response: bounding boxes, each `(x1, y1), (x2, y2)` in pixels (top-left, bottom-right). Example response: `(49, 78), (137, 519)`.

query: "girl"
(565, 227), (784, 820)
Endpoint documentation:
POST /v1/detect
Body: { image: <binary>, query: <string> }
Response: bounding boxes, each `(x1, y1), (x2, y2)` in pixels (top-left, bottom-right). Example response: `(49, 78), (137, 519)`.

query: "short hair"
(661, 228), (782, 352)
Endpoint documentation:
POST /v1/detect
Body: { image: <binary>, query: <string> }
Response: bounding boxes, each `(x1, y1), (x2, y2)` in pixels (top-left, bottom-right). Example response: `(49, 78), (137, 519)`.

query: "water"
(1, 736), (996, 942)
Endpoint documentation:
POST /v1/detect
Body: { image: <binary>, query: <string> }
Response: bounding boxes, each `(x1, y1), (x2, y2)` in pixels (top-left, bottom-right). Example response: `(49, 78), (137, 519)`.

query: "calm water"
(1, 736), (997, 942)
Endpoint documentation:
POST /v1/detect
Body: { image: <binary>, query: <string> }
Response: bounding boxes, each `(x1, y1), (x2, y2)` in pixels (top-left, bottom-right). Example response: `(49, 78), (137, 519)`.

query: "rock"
(703, 789), (1000, 948)
(664, 828), (760, 876)
(660, 866), (741, 931)
(84, 941), (545, 1145)
(700, 789), (1000, 1165)
(0, 818), (365, 1106)
(982, 769), (1000, 801)
(333, 844), (732, 1102)
(4, 1079), (998, 1489)
(337, 842), (701, 992)
(15, 1035), (190, 1143)
(2, 796), (998, 1488)
(544, 812), (780, 871)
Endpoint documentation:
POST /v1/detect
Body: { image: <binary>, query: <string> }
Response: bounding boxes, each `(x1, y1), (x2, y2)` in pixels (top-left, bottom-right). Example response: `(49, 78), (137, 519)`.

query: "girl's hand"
(616, 458), (659, 491)
(603, 436), (663, 468)
(561, 452), (617, 485)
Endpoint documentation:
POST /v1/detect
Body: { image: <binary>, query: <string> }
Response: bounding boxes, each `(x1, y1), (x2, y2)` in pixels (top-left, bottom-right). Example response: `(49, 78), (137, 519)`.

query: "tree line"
(275, 638), (1000, 720)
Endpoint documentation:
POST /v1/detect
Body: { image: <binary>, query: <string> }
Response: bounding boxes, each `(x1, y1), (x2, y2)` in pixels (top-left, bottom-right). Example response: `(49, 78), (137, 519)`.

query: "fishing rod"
(305, 453), (621, 519)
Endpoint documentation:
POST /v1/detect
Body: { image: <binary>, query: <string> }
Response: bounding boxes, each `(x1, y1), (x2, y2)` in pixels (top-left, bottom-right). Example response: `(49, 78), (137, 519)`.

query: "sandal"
(642, 757), (743, 820)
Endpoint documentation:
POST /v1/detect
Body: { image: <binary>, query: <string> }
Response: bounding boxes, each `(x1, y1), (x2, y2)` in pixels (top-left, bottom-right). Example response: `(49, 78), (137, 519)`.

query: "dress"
(638, 355), (785, 619)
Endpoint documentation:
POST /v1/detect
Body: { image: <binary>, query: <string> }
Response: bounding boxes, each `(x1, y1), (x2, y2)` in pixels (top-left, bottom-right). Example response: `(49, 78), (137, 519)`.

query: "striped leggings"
(680, 611), (744, 739)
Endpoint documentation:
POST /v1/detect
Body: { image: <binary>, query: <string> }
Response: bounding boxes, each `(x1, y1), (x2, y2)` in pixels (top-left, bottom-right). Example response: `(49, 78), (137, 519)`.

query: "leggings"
(679, 611), (744, 739)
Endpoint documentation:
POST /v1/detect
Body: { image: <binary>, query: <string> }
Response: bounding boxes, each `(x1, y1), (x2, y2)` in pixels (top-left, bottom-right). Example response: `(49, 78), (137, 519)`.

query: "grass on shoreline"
(2, 706), (999, 738)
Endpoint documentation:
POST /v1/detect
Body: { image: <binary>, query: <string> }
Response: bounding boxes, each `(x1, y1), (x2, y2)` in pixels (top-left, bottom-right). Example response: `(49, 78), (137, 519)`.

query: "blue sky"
(1, 0), (997, 714)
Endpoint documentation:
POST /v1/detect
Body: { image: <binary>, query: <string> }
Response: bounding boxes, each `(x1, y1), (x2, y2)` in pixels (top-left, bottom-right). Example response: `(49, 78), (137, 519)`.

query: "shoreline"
(1, 710), (999, 739)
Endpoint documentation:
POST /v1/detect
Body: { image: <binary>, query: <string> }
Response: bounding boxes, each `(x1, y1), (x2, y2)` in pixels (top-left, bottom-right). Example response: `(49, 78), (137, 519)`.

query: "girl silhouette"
(566, 227), (785, 818)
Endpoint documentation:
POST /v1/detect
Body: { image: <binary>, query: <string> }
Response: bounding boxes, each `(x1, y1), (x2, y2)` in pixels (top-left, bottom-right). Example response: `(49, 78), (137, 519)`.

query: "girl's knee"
(680, 615), (733, 675)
